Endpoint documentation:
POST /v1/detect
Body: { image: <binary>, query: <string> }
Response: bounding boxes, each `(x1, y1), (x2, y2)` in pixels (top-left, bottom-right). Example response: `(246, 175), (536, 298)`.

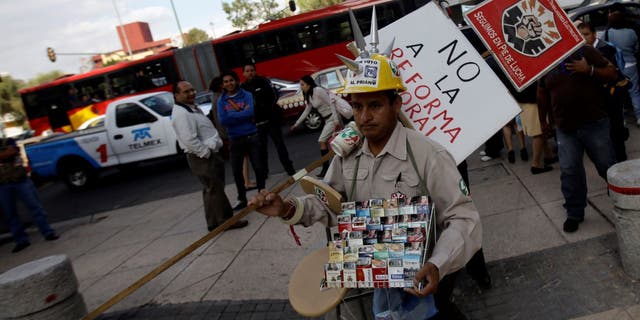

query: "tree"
(0, 75), (26, 119)
(222, 0), (291, 30)
(25, 70), (66, 88)
(184, 28), (211, 46)
(298, 0), (343, 12)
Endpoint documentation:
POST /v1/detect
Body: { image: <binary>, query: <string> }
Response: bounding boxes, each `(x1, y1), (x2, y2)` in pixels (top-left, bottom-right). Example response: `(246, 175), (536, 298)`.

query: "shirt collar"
(356, 121), (407, 161)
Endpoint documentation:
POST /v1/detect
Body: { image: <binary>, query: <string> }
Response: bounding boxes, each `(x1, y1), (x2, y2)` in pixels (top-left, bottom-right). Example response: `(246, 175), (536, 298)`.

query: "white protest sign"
(372, 2), (521, 163)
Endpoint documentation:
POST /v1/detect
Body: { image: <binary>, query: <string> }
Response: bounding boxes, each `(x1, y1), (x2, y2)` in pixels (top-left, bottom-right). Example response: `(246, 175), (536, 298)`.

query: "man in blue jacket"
(217, 71), (266, 210)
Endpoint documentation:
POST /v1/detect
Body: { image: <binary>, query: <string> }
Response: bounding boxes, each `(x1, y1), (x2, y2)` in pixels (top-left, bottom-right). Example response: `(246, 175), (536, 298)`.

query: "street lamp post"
(169, 0), (187, 47)
(112, 0), (132, 58)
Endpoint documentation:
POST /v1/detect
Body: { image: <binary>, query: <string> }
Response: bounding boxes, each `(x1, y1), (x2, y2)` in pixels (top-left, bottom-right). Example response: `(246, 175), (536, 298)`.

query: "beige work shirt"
(288, 122), (482, 279)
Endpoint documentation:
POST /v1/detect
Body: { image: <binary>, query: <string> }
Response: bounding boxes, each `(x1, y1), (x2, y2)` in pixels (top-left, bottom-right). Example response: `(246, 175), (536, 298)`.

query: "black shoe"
(12, 242), (30, 253)
(228, 220), (249, 229)
(544, 156), (559, 165)
(507, 150), (515, 163)
(45, 234), (59, 241)
(563, 218), (583, 233)
(286, 168), (296, 176)
(233, 201), (247, 211)
(530, 166), (553, 175)
(520, 148), (529, 161)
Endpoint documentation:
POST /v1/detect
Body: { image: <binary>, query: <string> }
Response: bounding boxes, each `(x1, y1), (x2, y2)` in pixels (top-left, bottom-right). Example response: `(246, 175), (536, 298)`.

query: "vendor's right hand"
(249, 189), (286, 218)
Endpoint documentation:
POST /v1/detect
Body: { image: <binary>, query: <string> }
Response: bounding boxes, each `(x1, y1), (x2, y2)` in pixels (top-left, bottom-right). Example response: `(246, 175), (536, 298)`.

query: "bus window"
(296, 22), (327, 50)
(326, 14), (352, 42)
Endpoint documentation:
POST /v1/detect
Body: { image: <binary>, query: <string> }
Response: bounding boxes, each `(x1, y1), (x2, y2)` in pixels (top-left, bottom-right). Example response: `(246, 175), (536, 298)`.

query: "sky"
(0, 0), (289, 81)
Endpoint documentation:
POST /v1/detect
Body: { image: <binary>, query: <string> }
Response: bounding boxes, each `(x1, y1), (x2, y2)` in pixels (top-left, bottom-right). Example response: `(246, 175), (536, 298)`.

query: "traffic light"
(289, 0), (296, 12)
(47, 47), (56, 62)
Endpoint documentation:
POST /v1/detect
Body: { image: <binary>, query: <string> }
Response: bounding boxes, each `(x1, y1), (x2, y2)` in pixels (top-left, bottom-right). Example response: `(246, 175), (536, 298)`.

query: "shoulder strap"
(406, 138), (428, 195)
(349, 156), (360, 201)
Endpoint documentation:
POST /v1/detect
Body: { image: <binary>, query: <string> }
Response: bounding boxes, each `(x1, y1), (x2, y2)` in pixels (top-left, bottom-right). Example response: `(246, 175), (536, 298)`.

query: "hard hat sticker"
(364, 66), (378, 78)
(346, 59), (380, 88)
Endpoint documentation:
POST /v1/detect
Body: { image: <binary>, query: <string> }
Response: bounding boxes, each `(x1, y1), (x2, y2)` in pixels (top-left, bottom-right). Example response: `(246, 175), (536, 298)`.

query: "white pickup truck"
(25, 92), (182, 189)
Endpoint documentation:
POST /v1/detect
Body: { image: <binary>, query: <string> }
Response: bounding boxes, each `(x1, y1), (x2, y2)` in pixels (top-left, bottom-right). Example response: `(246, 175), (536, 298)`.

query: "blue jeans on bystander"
(556, 118), (615, 221)
(0, 178), (56, 245)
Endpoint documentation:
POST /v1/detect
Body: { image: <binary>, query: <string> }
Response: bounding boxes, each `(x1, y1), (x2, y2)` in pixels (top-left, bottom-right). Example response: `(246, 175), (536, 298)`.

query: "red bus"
(20, 0), (431, 135)
(211, 0), (430, 82)
(19, 51), (179, 135)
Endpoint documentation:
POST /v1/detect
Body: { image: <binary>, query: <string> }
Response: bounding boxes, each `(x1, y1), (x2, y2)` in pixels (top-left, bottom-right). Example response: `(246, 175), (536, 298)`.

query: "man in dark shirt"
(538, 45), (617, 233)
(241, 63), (296, 176)
(0, 138), (58, 253)
(578, 22), (629, 162)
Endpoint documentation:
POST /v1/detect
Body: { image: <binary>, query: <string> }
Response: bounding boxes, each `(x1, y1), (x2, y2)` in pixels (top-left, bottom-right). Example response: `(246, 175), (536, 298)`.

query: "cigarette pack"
(356, 257), (373, 288)
(384, 198), (399, 216)
(351, 216), (367, 231)
(343, 246), (359, 262)
(388, 258), (404, 287)
(367, 217), (383, 230)
(343, 262), (358, 288)
(388, 243), (404, 259)
(400, 204), (414, 216)
(341, 202), (356, 216)
(325, 263), (343, 288)
(348, 231), (364, 247)
(373, 243), (389, 260)
(369, 198), (385, 217)
(329, 240), (344, 263)
(372, 259), (388, 288)
(338, 215), (353, 233)
(392, 226), (407, 243)
(356, 201), (371, 217)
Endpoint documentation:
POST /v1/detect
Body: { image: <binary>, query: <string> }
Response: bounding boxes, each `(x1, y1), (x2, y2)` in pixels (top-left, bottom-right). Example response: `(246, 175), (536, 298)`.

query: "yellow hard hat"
(338, 53), (406, 94)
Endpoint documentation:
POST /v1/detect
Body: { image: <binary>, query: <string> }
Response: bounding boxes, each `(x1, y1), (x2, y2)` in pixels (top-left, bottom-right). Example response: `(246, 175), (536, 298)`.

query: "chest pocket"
(381, 171), (421, 198)
(343, 167), (369, 200)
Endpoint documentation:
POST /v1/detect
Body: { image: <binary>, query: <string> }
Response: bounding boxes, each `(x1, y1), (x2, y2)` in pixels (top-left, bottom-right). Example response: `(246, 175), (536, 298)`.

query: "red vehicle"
(20, 0), (431, 135)
(212, 0), (430, 82)
(19, 51), (179, 135)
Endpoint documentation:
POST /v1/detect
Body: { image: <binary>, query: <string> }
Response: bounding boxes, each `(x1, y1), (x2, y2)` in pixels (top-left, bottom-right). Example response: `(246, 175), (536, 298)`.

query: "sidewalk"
(1, 121), (638, 320)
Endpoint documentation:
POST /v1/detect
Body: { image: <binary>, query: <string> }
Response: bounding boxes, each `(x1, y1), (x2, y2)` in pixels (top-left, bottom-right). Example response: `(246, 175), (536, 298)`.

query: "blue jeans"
(373, 288), (437, 320)
(229, 133), (266, 202)
(0, 179), (55, 245)
(622, 65), (640, 119)
(556, 118), (615, 220)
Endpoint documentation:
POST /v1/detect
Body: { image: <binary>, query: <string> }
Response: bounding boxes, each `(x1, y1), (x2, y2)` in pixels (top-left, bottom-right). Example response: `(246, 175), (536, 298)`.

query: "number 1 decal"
(96, 144), (107, 163)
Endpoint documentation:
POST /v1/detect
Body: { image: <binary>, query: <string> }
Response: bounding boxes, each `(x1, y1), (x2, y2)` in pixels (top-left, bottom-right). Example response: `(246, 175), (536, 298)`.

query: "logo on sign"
(502, 0), (560, 56)
(132, 127), (152, 141)
(314, 186), (328, 205)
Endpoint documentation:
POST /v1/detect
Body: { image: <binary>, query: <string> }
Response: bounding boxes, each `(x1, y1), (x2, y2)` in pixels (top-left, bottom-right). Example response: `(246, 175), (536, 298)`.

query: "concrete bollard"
(607, 159), (640, 279)
(0, 255), (87, 319)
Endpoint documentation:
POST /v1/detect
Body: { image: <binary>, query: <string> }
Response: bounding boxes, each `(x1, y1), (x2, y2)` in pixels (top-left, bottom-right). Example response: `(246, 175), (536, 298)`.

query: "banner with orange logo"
(465, 0), (585, 91)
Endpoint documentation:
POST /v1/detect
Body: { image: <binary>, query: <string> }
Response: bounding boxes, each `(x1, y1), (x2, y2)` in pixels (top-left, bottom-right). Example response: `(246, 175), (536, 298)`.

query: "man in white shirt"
(171, 81), (248, 231)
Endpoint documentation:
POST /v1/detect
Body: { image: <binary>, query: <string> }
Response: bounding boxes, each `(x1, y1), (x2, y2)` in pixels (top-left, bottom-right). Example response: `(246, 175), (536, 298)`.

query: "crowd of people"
(480, 4), (636, 234)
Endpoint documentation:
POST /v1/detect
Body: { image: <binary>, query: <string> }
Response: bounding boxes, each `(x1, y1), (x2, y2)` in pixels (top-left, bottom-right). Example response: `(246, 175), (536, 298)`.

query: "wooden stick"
(82, 150), (336, 320)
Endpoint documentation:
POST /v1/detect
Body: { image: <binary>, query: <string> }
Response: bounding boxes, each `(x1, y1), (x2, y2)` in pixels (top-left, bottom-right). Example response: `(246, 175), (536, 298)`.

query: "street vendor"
(249, 13), (481, 320)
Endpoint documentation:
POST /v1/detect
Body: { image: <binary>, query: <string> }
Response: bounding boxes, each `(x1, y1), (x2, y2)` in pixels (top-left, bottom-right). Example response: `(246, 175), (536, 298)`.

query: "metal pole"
(112, 0), (132, 57)
(169, 0), (187, 47)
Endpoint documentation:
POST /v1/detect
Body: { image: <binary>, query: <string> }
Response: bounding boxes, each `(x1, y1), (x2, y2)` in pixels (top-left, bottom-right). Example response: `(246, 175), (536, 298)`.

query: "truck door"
(109, 101), (170, 164)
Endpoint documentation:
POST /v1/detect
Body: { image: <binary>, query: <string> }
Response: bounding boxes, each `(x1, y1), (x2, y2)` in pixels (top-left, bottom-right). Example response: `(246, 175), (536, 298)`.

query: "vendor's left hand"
(404, 262), (439, 297)
(565, 57), (590, 74)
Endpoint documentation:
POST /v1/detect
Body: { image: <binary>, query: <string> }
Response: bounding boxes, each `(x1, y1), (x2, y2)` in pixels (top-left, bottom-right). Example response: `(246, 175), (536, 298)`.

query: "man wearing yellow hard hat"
(250, 8), (481, 320)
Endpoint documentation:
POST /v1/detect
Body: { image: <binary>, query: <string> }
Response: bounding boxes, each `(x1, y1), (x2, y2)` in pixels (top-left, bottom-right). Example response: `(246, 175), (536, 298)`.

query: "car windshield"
(140, 92), (174, 117)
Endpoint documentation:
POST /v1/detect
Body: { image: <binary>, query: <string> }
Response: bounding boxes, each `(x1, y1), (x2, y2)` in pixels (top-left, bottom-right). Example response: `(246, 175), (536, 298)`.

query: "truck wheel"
(304, 110), (324, 131)
(60, 161), (95, 190)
